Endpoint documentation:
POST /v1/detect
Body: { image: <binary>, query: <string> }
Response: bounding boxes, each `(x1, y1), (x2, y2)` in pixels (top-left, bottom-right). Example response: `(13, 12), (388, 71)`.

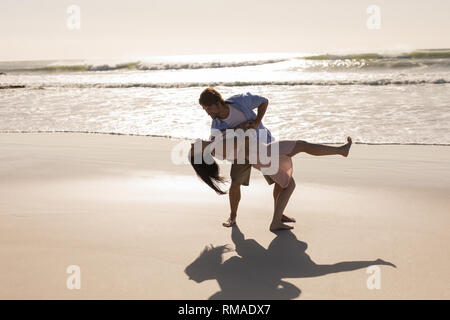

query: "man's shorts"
(230, 163), (274, 186)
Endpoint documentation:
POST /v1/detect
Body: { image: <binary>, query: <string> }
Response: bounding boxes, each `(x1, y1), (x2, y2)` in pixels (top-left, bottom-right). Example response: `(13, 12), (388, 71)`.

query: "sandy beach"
(0, 132), (449, 299)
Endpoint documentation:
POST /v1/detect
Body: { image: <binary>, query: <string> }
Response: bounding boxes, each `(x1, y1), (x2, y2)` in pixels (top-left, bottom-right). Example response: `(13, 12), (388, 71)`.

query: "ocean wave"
(298, 51), (450, 71)
(1, 130), (449, 146)
(4, 79), (449, 90)
(1, 58), (289, 73)
(301, 59), (450, 71)
(137, 58), (288, 70)
(303, 50), (450, 60)
(3, 50), (450, 74)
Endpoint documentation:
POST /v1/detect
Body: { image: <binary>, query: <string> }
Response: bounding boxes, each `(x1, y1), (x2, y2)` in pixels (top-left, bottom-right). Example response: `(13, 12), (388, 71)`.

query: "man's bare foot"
(340, 136), (352, 157)
(281, 215), (296, 223)
(270, 222), (294, 231)
(222, 217), (236, 228)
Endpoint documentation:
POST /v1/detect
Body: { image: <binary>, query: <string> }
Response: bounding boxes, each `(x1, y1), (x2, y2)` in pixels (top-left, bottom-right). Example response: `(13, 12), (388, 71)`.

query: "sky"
(0, 0), (449, 61)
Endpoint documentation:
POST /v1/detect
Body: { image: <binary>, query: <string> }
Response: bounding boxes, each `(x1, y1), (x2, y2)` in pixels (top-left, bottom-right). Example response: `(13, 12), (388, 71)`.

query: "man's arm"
(247, 99), (268, 129)
(255, 100), (268, 126)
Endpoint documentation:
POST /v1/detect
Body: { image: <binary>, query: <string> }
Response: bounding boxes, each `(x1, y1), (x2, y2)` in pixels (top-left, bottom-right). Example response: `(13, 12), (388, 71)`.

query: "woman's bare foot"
(222, 217), (236, 227)
(281, 215), (296, 223)
(340, 136), (352, 157)
(375, 258), (397, 268)
(270, 222), (294, 231)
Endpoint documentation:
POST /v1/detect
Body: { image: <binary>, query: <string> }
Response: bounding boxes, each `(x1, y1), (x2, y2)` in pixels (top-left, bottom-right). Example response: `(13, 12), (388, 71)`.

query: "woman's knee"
(290, 140), (308, 155)
(289, 178), (296, 191)
(280, 178), (295, 192)
(296, 140), (307, 149)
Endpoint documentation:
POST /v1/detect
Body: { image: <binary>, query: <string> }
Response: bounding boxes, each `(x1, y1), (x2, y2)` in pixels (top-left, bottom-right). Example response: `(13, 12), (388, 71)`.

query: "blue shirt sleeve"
(242, 92), (268, 110)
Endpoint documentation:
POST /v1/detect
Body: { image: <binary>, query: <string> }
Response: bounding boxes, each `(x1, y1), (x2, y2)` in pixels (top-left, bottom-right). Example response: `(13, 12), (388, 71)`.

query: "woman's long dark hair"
(190, 152), (227, 195)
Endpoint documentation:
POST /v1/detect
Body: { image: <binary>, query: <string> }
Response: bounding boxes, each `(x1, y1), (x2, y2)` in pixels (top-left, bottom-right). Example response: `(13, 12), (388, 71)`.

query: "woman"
(190, 132), (352, 231)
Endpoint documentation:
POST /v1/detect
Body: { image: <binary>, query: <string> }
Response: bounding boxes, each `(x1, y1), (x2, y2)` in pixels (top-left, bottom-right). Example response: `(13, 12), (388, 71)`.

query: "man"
(198, 87), (296, 227)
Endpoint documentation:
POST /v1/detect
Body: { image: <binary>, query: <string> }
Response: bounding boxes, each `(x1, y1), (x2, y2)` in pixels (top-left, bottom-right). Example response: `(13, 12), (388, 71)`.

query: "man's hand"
(245, 120), (260, 129)
(232, 120), (259, 131)
(233, 121), (249, 131)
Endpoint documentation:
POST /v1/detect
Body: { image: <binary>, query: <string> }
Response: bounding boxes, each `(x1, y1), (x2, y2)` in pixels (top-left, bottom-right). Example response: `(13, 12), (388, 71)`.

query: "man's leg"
(223, 163), (251, 227)
(227, 181), (241, 223)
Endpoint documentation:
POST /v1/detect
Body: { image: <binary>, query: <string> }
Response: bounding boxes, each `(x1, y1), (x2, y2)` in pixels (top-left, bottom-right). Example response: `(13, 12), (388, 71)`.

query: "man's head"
(199, 87), (226, 119)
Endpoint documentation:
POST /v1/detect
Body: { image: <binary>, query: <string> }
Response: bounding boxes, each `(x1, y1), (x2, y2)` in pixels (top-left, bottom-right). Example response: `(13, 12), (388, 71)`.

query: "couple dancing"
(190, 88), (352, 231)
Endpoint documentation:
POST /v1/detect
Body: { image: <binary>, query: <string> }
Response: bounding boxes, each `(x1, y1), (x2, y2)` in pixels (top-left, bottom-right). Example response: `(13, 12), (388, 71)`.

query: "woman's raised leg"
(287, 137), (352, 157)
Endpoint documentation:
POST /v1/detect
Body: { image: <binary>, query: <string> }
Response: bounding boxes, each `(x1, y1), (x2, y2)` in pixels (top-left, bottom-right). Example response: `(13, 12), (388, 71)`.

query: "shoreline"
(1, 131), (449, 147)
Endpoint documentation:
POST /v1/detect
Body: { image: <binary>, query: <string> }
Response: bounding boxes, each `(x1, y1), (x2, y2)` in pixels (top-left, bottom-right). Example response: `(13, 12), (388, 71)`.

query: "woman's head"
(184, 244), (232, 282)
(189, 141), (227, 195)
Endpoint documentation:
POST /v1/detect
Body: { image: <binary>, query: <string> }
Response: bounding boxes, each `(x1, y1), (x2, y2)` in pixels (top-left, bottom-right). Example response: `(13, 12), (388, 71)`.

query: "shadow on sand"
(185, 225), (396, 299)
